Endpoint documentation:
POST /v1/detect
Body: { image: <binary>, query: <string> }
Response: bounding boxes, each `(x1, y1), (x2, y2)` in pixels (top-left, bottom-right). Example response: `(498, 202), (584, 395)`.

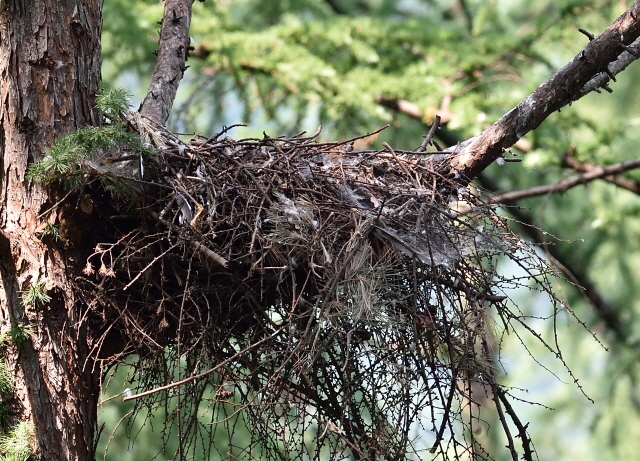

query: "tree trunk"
(0, 1), (102, 460)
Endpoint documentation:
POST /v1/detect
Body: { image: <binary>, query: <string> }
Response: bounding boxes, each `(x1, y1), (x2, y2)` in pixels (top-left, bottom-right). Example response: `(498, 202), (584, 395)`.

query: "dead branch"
(139, 0), (195, 125)
(486, 157), (640, 204)
(496, 387), (534, 461)
(563, 150), (640, 195)
(442, 1), (640, 182)
(416, 115), (441, 153)
(122, 329), (282, 401)
(577, 33), (640, 97)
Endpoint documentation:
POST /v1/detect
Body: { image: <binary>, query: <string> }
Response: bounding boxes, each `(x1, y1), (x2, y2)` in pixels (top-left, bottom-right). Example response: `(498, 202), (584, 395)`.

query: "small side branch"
(492, 383), (518, 461)
(576, 34), (640, 97)
(495, 387), (534, 461)
(477, 174), (630, 348)
(416, 115), (441, 153)
(487, 157), (640, 204)
(140, 0), (195, 126)
(563, 151), (640, 195)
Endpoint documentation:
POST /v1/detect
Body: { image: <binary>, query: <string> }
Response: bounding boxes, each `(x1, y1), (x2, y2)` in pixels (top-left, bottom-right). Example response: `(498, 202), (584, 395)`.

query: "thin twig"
(36, 188), (75, 219)
(123, 329), (282, 401)
(416, 115), (441, 153)
(383, 142), (421, 189)
(123, 244), (179, 290)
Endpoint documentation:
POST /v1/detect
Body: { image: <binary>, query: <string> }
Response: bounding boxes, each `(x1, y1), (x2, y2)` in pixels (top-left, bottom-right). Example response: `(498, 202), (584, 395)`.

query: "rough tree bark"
(140, 0), (194, 125)
(0, 1), (102, 460)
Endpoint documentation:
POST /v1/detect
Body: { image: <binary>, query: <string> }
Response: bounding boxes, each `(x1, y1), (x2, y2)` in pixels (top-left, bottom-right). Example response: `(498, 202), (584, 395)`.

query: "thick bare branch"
(442, 1), (640, 182)
(140, 0), (195, 126)
(577, 34), (640, 97)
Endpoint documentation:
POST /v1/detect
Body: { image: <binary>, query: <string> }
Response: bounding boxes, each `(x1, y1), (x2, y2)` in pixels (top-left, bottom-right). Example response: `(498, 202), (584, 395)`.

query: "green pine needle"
(0, 421), (35, 461)
(96, 87), (132, 122)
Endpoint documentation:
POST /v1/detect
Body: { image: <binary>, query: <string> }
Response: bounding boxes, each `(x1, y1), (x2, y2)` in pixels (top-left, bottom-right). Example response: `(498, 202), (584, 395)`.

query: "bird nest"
(77, 117), (565, 461)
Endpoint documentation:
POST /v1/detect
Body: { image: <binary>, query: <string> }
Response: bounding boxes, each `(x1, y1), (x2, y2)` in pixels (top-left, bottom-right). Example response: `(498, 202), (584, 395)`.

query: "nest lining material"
(82, 116), (558, 460)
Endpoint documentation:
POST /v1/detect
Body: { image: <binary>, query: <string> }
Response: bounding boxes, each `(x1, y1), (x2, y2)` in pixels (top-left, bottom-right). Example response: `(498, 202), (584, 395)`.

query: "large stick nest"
(75, 116), (562, 461)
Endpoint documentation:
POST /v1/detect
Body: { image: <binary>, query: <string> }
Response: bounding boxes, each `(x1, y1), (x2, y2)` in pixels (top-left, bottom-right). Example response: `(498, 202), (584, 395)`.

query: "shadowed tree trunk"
(0, 1), (102, 460)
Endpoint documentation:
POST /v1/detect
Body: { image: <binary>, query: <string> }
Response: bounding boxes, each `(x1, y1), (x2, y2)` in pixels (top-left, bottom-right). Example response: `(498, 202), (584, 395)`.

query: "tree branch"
(576, 33), (640, 97)
(563, 151), (640, 195)
(437, 125), (631, 349)
(379, 83), (640, 352)
(140, 0), (195, 126)
(442, 1), (640, 182)
(123, 329), (282, 401)
(416, 115), (441, 152)
(486, 157), (640, 204)
(495, 387), (534, 461)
